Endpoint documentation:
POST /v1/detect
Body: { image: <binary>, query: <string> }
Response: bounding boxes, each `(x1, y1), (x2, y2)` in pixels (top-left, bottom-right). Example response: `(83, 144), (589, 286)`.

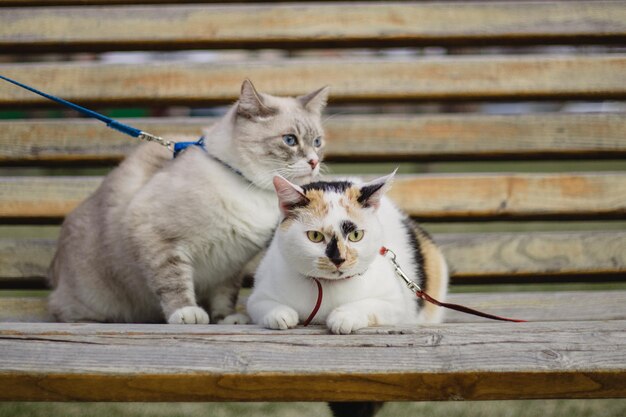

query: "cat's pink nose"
(308, 159), (319, 170)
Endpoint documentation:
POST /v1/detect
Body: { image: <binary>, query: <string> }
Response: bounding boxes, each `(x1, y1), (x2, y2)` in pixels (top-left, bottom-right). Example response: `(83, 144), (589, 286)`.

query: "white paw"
(262, 305), (299, 330)
(327, 309), (368, 334)
(218, 313), (251, 325)
(168, 306), (210, 324)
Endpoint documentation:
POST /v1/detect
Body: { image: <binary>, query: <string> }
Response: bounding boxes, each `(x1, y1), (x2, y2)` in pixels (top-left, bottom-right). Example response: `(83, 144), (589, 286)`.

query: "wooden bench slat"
(389, 172), (626, 220)
(0, 297), (50, 322)
(437, 231), (626, 280)
(2, 0), (294, 5)
(2, 113), (626, 164)
(2, 55), (625, 107)
(0, 320), (624, 401)
(1, 173), (624, 223)
(2, 2), (625, 52)
(2, 231), (625, 287)
(2, 291), (625, 323)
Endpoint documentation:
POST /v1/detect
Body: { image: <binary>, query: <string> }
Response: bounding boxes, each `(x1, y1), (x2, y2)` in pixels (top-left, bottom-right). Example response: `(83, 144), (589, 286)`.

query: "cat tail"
(406, 219), (450, 324)
(328, 402), (384, 417)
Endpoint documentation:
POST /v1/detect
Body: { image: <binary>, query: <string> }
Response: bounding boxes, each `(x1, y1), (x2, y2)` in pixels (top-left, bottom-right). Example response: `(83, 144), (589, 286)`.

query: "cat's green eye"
(348, 230), (365, 242)
(307, 230), (325, 243)
(313, 137), (322, 148)
(283, 134), (298, 147)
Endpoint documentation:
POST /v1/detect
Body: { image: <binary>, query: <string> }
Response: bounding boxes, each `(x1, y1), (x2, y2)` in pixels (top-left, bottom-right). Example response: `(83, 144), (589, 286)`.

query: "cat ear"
(237, 79), (277, 119)
(357, 169), (397, 209)
(297, 86), (330, 115)
(273, 175), (310, 217)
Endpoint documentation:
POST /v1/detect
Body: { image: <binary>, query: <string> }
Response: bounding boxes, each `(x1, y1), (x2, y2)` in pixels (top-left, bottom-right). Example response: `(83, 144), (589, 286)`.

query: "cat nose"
(330, 257), (345, 267)
(308, 159), (319, 169)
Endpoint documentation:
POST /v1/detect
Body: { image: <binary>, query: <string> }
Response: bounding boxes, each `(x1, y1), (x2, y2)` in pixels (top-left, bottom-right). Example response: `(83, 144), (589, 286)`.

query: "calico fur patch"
(282, 180), (371, 228)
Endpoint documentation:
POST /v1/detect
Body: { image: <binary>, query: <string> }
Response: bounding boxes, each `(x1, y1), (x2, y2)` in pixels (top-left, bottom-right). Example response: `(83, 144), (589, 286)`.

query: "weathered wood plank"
(1, 173), (625, 223)
(0, 320), (624, 401)
(2, 291), (625, 323)
(2, 0), (617, 6)
(1, 2), (625, 52)
(387, 172), (626, 220)
(2, 113), (626, 164)
(441, 291), (626, 323)
(0, 297), (52, 323)
(437, 231), (626, 280)
(1, 55), (625, 107)
(2, 0), (283, 5)
(2, 231), (625, 286)
(0, 176), (102, 222)
(0, 238), (54, 285)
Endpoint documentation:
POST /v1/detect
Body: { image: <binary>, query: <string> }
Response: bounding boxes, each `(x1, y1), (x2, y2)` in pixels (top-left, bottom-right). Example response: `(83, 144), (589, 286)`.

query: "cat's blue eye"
(313, 137), (322, 148)
(283, 134), (298, 147)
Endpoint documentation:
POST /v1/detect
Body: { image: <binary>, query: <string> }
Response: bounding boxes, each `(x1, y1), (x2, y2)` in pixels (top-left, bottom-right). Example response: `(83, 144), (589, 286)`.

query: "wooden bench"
(1, 0), (625, 406)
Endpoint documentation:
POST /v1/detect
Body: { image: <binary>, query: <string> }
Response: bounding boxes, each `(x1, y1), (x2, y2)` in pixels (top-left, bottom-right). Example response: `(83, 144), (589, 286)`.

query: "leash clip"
(380, 247), (422, 292)
(138, 131), (173, 151)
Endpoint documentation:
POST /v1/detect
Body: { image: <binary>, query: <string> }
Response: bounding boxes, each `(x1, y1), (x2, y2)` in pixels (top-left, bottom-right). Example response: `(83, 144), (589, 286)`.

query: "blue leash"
(0, 74), (204, 158)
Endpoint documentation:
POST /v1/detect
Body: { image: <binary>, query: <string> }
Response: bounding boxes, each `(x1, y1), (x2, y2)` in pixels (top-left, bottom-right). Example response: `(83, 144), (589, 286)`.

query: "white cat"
(247, 173), (449, 334)
(48, 80), (329, 324)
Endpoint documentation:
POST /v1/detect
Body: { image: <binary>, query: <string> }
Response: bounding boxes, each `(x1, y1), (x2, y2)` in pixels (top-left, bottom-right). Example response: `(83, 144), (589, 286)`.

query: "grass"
(1, 400), (625, 417)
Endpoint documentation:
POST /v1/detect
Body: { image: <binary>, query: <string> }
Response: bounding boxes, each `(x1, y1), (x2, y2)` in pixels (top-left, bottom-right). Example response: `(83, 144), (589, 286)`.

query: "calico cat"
(247, 173), (448, 333)
(48, 80), (329, 324)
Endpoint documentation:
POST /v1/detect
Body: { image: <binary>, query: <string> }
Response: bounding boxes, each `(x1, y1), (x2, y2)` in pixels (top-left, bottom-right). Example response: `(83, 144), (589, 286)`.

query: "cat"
(247, 172), (449, 333)
(48, 80), (329, 324)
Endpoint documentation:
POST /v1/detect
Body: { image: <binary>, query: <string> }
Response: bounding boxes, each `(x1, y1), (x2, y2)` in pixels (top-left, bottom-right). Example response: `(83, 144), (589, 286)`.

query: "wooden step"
(2, 113), (626, 165)
(1, 173), (624, 223)
(1, 55), (625, 107)
(0, 319), (624, 401)
(2, 1), (625, 52)
(2, 231), (625, 288)
(2, 290), (625, 323)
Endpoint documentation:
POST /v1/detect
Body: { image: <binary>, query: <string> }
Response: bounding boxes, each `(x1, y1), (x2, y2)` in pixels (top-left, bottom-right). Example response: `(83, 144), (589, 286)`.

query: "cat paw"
(262, 306), (299, 330)
(168, 306), (210, 324)
(327, 309), (368, 334)
(218, 313), (251, 325)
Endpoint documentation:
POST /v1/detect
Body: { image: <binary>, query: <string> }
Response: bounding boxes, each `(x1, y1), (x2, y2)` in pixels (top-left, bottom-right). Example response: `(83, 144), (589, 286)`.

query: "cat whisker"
(322, 109), (351, 124)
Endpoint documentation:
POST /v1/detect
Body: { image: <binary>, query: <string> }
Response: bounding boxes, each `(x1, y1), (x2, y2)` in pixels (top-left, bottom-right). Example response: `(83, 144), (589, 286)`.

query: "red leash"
(414, 289), (526, 322)
(301, 247), (527, 326)
(380, 247), (527, 323)
(303, 278), (323, 326)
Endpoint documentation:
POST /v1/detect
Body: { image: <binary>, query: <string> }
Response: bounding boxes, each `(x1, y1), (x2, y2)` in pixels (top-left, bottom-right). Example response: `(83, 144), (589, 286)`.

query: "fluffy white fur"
(247, 174), (449, 334)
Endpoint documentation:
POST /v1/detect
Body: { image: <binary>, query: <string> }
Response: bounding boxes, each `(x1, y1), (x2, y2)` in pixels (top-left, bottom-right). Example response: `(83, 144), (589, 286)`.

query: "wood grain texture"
(1, 173), (625, 223)
(0, 320), (624, 401)
(437, 231), (626, 279)
(2, 113), (626, 164)
(2, 231), (625, 286)
(0, 297), (52, 323)
(387, 172), (626, 220)
(2, 290), (625, 323)
(0, 176), (103, 222)
(0, 238), (55, 285)
(2, 0), (288, 4)
(1, 2), (625, 52)
(1, 55), (625, 107)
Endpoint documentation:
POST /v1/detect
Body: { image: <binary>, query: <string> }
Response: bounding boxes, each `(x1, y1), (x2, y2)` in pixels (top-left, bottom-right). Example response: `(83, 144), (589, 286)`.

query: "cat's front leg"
(149, 252), (209, 324)
(327, 299), (401, 334)
(206, 280), (250, 325)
